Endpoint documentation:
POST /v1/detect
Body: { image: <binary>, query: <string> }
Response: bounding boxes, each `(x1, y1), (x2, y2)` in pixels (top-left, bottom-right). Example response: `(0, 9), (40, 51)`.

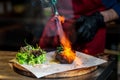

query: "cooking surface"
(10, 51), (106, 78)
(0, 51), (117, 80)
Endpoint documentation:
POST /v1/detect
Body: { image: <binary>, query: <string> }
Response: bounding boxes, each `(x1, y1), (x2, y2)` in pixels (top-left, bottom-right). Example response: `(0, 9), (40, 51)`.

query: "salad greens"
(16, 44), (46, 65)
(56, 45), (64, 54)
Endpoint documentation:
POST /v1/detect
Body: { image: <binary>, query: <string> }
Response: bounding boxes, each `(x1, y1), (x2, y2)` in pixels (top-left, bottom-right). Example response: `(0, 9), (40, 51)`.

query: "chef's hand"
(75, 12), (105, 43)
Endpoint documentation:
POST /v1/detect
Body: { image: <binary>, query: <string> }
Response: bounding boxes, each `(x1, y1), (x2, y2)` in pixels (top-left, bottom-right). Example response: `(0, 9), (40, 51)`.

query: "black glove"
(75, 12), (105, 43)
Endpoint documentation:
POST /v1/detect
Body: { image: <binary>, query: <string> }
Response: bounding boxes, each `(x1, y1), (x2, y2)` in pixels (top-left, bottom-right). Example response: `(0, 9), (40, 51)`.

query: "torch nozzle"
(50, 0), (59, 15)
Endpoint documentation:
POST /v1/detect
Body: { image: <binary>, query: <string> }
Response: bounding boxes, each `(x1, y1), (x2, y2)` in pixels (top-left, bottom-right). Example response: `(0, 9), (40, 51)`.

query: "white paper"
(13, 51), (107, 78)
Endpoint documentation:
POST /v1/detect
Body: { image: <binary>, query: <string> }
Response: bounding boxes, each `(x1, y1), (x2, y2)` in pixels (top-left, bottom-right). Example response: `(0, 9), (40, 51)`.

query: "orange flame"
(58, 16), (76, 63)
(58, 16), (65, 24)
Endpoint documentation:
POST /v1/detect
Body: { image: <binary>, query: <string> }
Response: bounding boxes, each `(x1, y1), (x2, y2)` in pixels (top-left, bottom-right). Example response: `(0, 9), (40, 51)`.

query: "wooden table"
(0, 51), (117, 80)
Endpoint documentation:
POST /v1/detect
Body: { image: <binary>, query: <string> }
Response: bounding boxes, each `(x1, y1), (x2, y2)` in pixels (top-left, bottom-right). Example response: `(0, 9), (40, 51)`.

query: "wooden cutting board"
(12, 63), (97, 78)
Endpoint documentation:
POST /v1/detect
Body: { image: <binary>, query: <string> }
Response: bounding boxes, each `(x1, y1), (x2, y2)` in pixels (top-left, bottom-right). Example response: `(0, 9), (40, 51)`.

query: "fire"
(57, 16), (76, 63)
(60, 34), (76, 63)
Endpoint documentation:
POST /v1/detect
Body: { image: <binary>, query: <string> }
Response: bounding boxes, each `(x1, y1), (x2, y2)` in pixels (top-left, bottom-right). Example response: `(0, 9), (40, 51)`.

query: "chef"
(39, 0), (120, 55)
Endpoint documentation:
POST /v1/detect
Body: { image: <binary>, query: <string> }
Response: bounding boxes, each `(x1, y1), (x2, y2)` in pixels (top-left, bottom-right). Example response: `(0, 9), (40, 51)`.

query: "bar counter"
(0, 51), (117, 80)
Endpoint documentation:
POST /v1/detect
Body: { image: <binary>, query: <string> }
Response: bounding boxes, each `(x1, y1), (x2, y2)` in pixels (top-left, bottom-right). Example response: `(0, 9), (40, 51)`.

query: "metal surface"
(0, 51), (117, 80)
(50, 0), (58, 15)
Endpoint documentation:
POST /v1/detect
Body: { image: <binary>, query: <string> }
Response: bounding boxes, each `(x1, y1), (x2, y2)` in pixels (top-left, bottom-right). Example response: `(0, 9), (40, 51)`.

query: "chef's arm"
(75, 9), (120, 42)
(100, 9), (119, 23)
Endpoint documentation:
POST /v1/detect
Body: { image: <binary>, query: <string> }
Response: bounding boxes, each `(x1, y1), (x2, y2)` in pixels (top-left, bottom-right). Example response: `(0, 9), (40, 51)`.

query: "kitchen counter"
(0, 51), (117, 80)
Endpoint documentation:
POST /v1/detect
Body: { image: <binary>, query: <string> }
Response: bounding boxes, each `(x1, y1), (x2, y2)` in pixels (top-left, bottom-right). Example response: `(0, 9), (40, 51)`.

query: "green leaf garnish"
(16, 43), (47, 65)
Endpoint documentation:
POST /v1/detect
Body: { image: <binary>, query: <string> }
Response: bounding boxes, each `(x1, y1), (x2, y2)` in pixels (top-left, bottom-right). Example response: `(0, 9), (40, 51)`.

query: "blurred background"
(0, 0), (51, 50)
(0, 0), (120, 79)
(0, 0), (119, 51)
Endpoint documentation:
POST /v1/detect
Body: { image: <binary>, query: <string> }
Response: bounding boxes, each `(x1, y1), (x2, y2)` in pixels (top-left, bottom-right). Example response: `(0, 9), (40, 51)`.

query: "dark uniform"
(39, 0), (120, 55)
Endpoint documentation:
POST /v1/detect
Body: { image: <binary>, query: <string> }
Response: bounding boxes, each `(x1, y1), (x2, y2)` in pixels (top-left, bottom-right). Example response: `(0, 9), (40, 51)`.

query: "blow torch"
(50, 0), (65, 40)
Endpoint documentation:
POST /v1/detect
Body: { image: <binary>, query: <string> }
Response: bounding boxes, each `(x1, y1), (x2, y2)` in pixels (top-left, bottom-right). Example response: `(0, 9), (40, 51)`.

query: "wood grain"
(12, 61), (97, 78)
(0, 51), (108, 80)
